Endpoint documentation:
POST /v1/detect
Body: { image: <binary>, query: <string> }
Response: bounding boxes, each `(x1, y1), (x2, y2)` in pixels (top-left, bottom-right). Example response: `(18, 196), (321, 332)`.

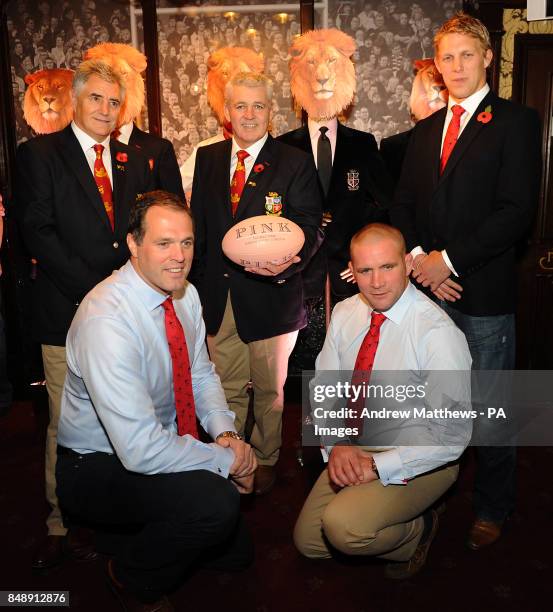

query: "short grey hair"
(72, 59), (126, 103)
(224, 71), (273, 103)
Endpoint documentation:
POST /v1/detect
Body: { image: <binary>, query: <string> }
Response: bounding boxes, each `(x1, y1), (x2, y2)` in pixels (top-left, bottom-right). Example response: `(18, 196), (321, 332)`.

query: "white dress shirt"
(229, 133), (269, 182)
(314, 282), (473, 485)
(71, 121), (113, 185)
(58, 260), (236, 477)
(308, 116), (338, 168)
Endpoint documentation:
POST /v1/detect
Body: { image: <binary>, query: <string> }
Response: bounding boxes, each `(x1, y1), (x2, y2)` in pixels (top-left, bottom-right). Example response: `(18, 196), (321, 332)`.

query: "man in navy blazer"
(16, 59), (153, 569)
(190, 72), (322, 495)
(391, 13), (541, 550)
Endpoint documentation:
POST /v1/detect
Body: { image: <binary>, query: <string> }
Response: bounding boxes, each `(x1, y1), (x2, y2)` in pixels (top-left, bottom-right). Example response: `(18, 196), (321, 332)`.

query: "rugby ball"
(222, 215), (305, 267)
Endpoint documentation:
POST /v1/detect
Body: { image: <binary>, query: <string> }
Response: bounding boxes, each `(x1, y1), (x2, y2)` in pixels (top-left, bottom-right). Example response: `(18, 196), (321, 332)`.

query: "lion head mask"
(23, 69), (74, 134)
(289, 29), (356, 121)
(207, 47), (264, 125)
(410, 58), (448, 122)
(85, 43), (146, 126)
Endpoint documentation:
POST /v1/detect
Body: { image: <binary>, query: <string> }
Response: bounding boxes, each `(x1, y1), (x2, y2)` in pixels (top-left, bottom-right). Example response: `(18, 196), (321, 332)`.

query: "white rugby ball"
(222, 215), (305, 267)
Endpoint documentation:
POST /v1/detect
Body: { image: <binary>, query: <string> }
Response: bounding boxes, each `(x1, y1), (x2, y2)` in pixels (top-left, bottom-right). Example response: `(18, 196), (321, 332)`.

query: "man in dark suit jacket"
(379, 128), (413, 187)
(279, 121), (391, 302)
(391, 14), (541, 550)
(16, 59), (153, 569)
(191, 72), (322, 495)
(114, 121), (185, 200)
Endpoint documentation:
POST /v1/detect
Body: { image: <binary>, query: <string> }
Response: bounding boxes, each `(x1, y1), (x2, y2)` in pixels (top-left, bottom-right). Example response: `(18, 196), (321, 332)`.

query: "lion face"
(23, 69), (74, 134)
(290, 29), (356, 121)
(207, 47), (264, 124)
(410, 59), (448, 122)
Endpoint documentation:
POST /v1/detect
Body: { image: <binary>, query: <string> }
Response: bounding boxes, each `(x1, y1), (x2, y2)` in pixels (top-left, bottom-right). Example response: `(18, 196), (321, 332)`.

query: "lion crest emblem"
(23, 69), (74, 134)
(289, 29), (356, 120)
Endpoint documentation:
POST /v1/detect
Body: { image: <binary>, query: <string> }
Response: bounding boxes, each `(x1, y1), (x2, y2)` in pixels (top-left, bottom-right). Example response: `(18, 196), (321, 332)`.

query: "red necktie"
(230, 149), (249, 217)
(161, 297), (199, 438)
(440, 104), (465, 174)
(92, 144), (114, 230)
(346, 312), (387, 434)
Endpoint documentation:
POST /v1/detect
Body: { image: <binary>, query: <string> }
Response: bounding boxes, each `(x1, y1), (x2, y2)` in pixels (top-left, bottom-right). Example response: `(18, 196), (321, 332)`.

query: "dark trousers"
(56, 450), (253, 599)
(441, 304), (516, 523)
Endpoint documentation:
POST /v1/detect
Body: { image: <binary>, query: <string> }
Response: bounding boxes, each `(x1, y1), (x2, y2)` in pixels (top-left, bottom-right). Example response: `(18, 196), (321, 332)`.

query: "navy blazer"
(190, 135), (322, 342)
(278, 122), (392, 299)
(16, 125), (154, 344)
(391, 91), (541, 316)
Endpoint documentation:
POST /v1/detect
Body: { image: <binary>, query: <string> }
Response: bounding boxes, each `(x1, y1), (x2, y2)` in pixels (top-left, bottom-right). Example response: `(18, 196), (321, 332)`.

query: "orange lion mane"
(23, 69), (74, 134)
(289, 29), (356, 120)
(207, 47), (264, 124)
(85, 43), (146, 126)
(410, 58), (448, 121)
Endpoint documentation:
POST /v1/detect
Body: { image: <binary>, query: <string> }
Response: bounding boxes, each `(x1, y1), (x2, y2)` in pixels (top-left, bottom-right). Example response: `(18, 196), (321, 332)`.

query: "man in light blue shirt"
(56, 191), (256, 611)
(294, 223), (472, 580)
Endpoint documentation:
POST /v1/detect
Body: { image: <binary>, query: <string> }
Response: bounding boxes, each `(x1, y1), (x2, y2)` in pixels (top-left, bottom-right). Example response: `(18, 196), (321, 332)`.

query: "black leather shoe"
(107, 559), (174, 612)
(67, 527), (100, 562)
(32, 535), (66, 571)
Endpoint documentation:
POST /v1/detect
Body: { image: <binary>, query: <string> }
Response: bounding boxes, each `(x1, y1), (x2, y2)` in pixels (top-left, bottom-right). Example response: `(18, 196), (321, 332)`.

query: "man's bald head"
(350, 223), (406, 259)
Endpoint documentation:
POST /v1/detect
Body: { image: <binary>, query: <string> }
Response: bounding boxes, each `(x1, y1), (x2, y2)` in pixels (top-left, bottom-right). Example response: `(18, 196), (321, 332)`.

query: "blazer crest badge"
(347, 169), (360, 191)
(265, 192), (283, 216)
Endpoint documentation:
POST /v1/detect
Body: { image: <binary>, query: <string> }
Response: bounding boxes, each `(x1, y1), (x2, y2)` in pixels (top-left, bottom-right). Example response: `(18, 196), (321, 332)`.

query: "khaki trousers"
(42, 344), (68, 536)
(294, 460), (458, 562)
(207, 293), (298, 466)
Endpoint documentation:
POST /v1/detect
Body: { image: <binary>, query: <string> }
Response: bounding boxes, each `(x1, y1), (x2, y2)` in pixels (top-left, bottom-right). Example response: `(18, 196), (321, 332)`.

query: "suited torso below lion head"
(23, 69), (74, 134)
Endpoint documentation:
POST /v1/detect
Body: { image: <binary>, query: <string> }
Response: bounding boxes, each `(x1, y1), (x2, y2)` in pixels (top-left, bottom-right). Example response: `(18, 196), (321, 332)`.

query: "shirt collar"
(308, 116), (338, 140)
(231, 132), (268, 161)
(117, 121), (134, 144)
(366, 281), (416, 326)
(71, 121), (111, 154)
(448, 83), (490, 116)
(118, 260), (170, 312)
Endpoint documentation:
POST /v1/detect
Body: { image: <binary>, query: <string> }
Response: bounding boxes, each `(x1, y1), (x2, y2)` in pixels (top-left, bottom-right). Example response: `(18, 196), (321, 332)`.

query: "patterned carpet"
(1, 385), (551, 612)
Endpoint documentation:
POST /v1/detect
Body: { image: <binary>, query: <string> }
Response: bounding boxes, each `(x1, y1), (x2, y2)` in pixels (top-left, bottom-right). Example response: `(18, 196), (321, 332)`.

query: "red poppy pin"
(477, 105), (492, 124)
(116, 152), (128, 162)
(253, 163), (265, 174)
(149, 158), (154, 170)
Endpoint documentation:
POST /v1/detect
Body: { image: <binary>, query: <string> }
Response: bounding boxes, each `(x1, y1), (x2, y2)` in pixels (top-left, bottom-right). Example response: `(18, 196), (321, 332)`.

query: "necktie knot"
(93, 143), (104, 159)
(236, 149), (249, 162)
(319, 126), (329, 138)
(451, 105), (465, 117)
(162, 297), (174, 314)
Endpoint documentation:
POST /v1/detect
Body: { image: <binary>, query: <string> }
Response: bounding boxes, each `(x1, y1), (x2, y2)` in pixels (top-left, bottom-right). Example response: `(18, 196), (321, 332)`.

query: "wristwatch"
(370, 455), (380, 479)
(216, 431), (242, 441)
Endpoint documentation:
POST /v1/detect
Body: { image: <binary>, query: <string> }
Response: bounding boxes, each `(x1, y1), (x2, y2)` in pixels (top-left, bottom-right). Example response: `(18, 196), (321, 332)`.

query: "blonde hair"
(434, 12), (491, 54)
(224, 71), (273, 103)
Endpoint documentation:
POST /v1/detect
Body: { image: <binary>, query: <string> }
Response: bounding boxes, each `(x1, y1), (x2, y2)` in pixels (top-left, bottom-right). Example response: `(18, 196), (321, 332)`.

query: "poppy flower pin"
(477, 105), (492, 124)
(116, 152), (128, 163)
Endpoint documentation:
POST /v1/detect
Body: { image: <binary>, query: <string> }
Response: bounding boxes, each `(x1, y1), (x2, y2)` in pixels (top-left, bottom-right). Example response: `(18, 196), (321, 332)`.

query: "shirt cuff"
(204, 413), (237, 442)
(372, 449), (407, 486)
(441, 249), (459, 276)
(411, 246), (426, 258)
(210, 443), (235, 478)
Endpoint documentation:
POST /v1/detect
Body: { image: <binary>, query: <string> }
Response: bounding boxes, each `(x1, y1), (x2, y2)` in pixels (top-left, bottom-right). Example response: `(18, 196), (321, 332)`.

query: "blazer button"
(113, 241), (119, 248)
(223, 273), (229, 278)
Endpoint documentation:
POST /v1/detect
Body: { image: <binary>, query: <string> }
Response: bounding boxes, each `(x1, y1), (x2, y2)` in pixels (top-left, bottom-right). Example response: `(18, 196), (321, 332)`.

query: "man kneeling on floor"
(56, 191), (256, 611)
(294, 223), (472, 578)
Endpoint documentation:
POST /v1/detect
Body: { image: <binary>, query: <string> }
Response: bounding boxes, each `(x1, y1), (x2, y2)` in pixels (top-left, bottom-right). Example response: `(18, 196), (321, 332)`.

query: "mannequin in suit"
(391, 13), (541, 551)
(190, 72), (322, 495)
(16, 59), (153, 569)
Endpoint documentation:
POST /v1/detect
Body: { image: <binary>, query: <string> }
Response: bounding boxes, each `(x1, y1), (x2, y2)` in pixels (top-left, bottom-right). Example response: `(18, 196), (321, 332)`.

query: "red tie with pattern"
(230, 149), (249, 217)
(440, 104), (465, 174)
(92, 144), (115, 230)
(162, 297), (199, 438)
(346, 312), (387, 434)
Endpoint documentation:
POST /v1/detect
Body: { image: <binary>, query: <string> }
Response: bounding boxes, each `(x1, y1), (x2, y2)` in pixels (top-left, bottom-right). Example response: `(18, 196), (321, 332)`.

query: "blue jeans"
(440, 304), (516, 523)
